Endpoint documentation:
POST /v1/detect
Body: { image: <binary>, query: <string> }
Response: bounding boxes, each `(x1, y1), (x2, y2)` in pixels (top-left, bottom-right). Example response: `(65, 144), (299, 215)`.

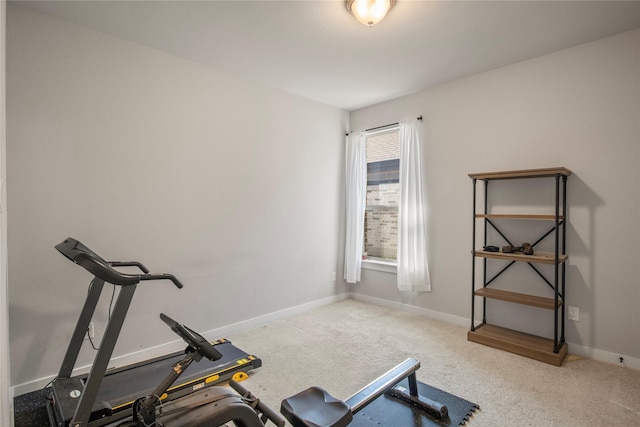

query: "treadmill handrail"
(109, 261), (150, 274)
(141, 274), (183, 289)
(55, 238), (183, 288)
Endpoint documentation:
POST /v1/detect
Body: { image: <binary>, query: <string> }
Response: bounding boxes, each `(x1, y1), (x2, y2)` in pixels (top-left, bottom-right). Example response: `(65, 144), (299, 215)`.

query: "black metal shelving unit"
(467, 167), (571, 366)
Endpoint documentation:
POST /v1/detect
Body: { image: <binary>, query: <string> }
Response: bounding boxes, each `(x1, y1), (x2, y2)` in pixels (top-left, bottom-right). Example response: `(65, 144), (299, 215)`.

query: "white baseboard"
(349, 292), (470, 327)
(567, 342), (640, 370)
(12, 291), (637, 397)
(11, 293), (350, 397)
(349, 292), (640, 370)
(199, 293), (350, 340)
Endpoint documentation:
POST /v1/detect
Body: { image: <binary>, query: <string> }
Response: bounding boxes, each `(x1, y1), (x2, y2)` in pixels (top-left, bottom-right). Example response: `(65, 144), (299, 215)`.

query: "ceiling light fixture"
(346, 0), (396, 27)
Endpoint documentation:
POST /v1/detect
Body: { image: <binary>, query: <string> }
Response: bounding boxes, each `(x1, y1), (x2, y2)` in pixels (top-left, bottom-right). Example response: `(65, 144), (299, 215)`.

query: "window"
(364, 126), (400, 261)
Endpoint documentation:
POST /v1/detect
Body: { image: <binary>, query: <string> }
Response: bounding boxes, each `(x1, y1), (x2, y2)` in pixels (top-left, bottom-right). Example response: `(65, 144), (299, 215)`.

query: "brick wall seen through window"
(365, 127), (399, 261)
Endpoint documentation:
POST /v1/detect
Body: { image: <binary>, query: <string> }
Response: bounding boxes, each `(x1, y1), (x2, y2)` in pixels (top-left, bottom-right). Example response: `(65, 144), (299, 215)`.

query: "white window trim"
(361, 257), (397, 274)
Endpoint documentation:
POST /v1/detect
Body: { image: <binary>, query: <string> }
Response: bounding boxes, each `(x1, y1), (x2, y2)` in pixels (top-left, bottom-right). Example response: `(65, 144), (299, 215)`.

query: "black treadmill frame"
(47, 238), (260, 427)
(52, 275), (139, 427)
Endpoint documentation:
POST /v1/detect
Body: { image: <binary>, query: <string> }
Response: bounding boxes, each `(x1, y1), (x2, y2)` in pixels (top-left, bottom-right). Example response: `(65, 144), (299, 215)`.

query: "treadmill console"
(55, 238), (140, 286)
(55, 237), (183, 288)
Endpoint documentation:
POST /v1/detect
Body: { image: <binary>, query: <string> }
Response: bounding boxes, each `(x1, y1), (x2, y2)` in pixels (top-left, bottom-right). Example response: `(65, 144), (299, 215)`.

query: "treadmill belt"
(99, 340), (258, 411)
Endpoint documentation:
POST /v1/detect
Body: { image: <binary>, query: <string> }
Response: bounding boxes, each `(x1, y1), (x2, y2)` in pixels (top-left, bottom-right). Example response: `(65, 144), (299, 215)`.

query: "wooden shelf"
(476, 214), (564, 221)
(475, 250), (567, 264)
(469, 167), (572, 181)
(468, 324), (568, 366)
(474, 288), (562, 309)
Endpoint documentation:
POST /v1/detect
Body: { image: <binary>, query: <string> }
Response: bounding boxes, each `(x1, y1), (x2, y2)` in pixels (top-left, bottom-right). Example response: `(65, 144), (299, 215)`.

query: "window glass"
(365, 127), (399, 261)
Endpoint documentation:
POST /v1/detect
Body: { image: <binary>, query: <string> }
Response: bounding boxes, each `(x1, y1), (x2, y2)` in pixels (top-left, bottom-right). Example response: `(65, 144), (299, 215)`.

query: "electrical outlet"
(331, 271), (337, 282)
(568, 306), (579, 321)
(85, 322), (95, 340)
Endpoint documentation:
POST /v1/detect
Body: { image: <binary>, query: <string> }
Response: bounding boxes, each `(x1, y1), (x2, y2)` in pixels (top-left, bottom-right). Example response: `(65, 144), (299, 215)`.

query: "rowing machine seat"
(280, 386), (352, 427)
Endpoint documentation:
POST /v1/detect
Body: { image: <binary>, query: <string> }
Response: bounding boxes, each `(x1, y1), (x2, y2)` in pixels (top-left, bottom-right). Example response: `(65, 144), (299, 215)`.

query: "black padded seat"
(280, 387), (352, 427)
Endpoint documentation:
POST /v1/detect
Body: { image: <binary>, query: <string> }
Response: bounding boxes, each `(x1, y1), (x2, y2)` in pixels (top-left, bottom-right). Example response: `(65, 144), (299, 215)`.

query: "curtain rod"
(346, 115), (422, 136)
(366, 116), (423, 132)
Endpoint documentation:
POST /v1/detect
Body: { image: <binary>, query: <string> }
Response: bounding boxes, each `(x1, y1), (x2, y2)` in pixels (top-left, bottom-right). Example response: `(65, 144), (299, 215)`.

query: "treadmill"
(47, 238), (261, 427)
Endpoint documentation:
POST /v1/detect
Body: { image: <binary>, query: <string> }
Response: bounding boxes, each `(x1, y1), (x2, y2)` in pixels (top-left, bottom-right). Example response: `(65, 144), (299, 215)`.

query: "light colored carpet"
(226, 299), (640, 427)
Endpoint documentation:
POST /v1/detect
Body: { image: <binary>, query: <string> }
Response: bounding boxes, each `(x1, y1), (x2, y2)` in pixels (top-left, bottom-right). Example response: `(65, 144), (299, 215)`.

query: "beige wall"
(6, 3), (640, 398)
(7, 4), (348, 391)
(350, 28), (640, 365)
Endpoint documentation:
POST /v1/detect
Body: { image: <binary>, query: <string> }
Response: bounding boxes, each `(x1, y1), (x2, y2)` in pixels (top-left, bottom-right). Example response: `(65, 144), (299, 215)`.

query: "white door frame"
(1, 1), (13, 425)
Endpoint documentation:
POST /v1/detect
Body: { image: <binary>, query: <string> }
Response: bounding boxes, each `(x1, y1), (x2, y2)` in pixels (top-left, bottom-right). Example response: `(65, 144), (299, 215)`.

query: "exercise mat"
(14, 387), (51, 427)
(350, 378), (479, 427)
(15, 379), (480, 427)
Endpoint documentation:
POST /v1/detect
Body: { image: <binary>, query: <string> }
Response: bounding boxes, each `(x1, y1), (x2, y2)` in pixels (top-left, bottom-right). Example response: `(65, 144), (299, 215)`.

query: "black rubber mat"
(15, 375), (479, 427)
(350, 378), (479, 427)
(14, 387), (51, 427)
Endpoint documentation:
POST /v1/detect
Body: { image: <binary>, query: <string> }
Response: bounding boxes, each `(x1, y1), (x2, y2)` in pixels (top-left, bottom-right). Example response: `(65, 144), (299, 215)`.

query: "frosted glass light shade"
(347, 0), (396, 27)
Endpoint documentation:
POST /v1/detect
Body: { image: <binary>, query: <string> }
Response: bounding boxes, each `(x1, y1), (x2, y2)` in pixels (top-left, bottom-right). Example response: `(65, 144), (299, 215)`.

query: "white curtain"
(344, 131), (366, 284)
(397, 120), (431, 292)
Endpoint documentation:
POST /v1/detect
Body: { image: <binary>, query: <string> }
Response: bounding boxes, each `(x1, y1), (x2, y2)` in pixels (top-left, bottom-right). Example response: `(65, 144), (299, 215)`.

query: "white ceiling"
(15, 0), (640, 111)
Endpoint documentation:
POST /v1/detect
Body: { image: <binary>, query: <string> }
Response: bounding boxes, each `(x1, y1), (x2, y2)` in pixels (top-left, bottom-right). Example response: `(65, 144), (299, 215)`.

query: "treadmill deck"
(49, 339), (261, 426)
